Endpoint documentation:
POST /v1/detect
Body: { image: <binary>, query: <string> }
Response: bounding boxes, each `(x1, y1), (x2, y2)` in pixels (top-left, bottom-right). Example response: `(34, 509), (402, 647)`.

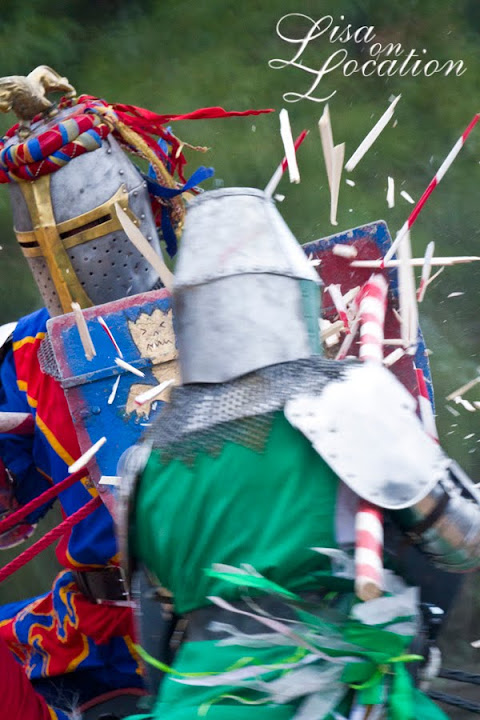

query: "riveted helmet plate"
(8, 117), (163, 315)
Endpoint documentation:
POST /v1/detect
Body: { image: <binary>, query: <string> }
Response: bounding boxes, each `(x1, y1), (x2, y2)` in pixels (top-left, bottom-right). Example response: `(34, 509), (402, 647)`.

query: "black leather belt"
(186, 591), (328, 642)
(73, 566), (130, 605)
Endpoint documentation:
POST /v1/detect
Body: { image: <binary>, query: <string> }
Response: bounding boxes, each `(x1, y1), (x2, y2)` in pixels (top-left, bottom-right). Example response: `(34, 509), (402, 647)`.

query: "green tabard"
(134, 412), (339, 614)
(128, 412), (449, 720)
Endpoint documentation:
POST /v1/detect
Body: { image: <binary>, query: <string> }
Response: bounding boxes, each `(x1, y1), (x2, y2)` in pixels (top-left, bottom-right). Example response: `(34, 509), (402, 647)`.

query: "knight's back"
(134, 408), (339, 614)
(124, 188), (465, 720)
(131, 187), (331, 610)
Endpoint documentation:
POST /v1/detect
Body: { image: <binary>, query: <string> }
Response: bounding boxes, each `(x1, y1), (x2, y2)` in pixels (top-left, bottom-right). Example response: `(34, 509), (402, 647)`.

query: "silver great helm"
(174, 187), (322, 384)
(7, 109), (163, 316)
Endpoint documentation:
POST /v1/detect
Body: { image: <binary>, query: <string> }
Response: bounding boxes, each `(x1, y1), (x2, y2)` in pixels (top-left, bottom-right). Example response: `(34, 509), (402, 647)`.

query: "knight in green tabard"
(121, 188), (480, 720)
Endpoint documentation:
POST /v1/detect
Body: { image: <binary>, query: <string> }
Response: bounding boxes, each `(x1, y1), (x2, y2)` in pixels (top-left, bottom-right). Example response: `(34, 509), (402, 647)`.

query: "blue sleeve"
(0, 347), (53, 523)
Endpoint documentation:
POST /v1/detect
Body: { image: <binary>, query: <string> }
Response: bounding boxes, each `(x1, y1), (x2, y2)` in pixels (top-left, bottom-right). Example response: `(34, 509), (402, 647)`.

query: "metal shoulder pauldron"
(284, 362), (448, 510)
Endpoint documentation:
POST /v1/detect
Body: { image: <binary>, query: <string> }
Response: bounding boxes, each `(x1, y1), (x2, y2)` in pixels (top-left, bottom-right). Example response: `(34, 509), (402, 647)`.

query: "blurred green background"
(0, 0), (478, 711)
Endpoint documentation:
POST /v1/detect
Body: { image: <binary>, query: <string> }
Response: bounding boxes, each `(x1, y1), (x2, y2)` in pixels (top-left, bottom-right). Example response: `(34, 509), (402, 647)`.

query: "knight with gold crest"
(0, 65), (270, 718)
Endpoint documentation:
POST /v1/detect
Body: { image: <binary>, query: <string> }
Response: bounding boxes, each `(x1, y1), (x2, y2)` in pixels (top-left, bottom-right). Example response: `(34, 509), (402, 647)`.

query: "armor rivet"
(106, 149), (112, 155)
(140, 213), (145, 220)
(147, 235), (152, 241)
(91, 406), (102, 415)
(119, 170), (124, 175)
(133, 191), (138, 197)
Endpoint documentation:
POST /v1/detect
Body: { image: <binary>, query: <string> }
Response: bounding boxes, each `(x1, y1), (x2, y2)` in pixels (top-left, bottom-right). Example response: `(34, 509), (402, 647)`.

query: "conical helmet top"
(174, 187), (321, 383)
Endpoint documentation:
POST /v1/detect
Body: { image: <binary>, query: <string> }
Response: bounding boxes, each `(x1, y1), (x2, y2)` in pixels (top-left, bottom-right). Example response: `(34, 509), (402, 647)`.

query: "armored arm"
(285, 362), (480, 573)
(392, 459), (480, 572)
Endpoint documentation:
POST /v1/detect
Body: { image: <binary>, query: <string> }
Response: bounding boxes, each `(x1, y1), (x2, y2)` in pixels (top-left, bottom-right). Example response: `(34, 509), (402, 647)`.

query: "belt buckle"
(74, 566), (134, 607)
(97, 565), (134, 607)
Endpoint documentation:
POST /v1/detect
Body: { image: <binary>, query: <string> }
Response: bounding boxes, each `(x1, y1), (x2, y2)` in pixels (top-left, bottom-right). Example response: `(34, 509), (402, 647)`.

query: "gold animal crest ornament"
(0, 65), (75, 137)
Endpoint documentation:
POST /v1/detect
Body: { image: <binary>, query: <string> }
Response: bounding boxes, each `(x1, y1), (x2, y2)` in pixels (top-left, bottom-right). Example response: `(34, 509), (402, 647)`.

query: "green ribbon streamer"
(137, 565), (450, 720)
(205, 568), (300, 599)
(202, 566), (442, 719)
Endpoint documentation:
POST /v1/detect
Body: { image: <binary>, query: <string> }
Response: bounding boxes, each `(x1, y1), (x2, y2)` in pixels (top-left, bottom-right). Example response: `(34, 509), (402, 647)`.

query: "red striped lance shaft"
(355, 502), (384, 601)
(0, 467), (87, 536)
(355, 274), (388, 601)
(0, 495), (102, 583)
(384, 113), (480, 265)
(358, 275), (388, 364)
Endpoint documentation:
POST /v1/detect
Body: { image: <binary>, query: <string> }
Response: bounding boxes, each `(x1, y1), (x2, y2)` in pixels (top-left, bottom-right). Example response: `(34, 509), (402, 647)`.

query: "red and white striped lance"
(354, 502), (384, 601)
(355, 273), (388, 601)
(358, 274), (388, 364)
(0, 411), (34, 436)
(384, 113), (480, 265)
